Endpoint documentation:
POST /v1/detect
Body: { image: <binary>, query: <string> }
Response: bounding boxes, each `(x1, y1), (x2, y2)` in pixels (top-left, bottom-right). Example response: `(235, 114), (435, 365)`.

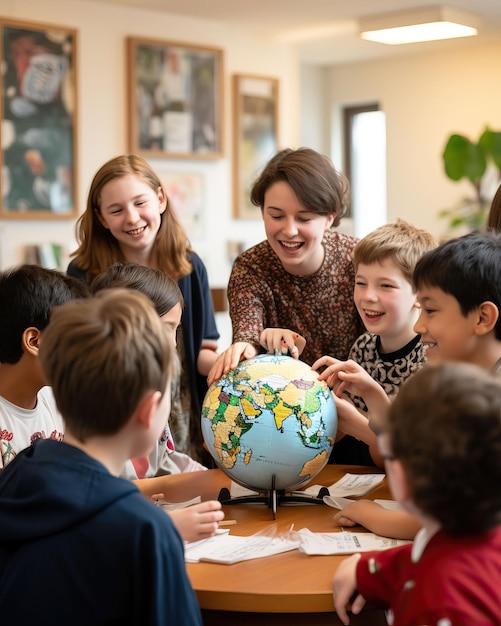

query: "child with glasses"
(333, 362), (501, 626)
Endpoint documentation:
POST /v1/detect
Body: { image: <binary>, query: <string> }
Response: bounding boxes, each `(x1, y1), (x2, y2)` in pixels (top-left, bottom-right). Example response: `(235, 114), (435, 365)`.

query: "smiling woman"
(208, 147), (363, 383)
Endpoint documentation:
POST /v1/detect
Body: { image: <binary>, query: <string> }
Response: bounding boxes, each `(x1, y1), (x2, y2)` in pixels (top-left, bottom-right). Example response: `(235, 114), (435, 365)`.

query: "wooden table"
(136, 465), (390, 625)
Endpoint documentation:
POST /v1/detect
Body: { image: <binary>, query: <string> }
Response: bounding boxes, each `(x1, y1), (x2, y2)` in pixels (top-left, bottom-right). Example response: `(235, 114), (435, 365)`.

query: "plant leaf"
(479, 128), (501, 171)
(443, 134), (487, 183)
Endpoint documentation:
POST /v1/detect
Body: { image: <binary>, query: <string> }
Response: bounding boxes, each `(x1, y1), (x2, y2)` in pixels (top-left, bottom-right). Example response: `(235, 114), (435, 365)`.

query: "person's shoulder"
(233, 241), (273, 268)
(114, 490), (182, 538)
(187, 250), (204, 268)
(351, 332), (374, 349)
(38, 386), (57, 406)
(325, 230), (358, 249)
(66, 260), (86, 281)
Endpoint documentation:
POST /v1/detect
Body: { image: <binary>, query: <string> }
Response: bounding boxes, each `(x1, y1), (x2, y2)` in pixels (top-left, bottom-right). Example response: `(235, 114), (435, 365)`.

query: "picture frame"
(232, 73), (279, 219)
(127, 37), (224, 160)
(0, 18), (78, 219)
(160, 170), (205, 240)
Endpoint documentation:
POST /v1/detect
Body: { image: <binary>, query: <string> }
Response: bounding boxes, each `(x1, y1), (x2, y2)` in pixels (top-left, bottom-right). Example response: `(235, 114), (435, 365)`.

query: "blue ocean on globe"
(201, 353), (337, 491)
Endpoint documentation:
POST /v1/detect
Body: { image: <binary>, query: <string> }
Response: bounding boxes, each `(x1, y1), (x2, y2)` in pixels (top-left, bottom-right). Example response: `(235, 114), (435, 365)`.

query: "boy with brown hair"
(314, 219), (437, 466)
(0, 289), (204, 625)
(333, 362), (501, 625)
(319, 230), (501, 540)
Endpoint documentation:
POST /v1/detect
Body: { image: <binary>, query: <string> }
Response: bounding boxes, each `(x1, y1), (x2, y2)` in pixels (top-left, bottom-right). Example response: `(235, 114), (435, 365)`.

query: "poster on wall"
(160, 171), (205, 240)
(233, 74), (279, 219)
(127, 37), (224, 160)
(0, 18), (78, 219)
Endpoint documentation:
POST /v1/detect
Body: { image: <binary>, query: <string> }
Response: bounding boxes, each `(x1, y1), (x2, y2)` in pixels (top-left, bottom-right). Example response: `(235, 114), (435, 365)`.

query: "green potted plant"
(440, 127), (501, 232)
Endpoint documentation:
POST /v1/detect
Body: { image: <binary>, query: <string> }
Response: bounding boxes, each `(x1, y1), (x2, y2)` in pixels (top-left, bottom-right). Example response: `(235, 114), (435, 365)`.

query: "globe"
(201, 353), (337, 492)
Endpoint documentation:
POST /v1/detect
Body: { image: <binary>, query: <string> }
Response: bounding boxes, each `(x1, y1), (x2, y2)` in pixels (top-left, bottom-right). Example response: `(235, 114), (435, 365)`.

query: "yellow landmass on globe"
(271, 398), (293, 429)
(211, 403), (243, 468)
(241, 396), (261, 417)
(243, 449), (252, 464)
(244, 359), (316, 382)
(279, 381), (307, 407)
(204, 385), (226, 412)
(299, 449), (329, 477)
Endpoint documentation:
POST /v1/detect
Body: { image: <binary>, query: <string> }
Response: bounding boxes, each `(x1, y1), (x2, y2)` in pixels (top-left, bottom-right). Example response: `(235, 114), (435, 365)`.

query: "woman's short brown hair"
(250, 147), (350, 227)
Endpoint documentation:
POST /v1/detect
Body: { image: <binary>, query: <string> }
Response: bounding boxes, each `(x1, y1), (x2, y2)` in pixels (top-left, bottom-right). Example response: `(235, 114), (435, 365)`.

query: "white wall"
(0, 0), (300, 285)
(4, 2), (501, 278)
(325, 39), (501, 238)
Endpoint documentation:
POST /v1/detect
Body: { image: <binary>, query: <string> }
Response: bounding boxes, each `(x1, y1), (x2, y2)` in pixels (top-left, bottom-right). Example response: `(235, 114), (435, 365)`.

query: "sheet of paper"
(374, 499), (403, 510)
(296, 528), (410, 555)
(230, 482), (259, 497)
(322, 495), (356, 510)
(325, 473), (385, 497)
(154, 495), (201, 511)
(185, 532), (300, 564)
(323, 496), (402, 511)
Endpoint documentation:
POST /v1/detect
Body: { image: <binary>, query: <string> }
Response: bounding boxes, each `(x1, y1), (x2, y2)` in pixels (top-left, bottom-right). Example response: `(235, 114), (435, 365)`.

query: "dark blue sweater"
(0, 439), (202, 625)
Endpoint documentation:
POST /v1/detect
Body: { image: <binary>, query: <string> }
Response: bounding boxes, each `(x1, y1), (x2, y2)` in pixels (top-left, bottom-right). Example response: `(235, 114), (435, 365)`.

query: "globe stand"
(217, 475), (330, 520)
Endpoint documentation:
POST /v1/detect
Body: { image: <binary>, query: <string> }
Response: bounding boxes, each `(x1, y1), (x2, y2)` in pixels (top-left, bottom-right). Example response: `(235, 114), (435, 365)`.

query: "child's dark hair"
(90, 262), (183, 317)
(388, 362), (501, 535)
(0, 265), (89, 364)
(413, 232), (501, 340)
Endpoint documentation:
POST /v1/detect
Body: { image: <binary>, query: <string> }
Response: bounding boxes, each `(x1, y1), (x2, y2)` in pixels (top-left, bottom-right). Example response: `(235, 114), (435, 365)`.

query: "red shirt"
(356, 525), (501, 625)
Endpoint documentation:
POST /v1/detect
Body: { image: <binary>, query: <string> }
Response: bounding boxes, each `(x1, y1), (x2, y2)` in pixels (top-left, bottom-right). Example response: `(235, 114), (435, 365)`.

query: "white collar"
(411, 521), (441, 562)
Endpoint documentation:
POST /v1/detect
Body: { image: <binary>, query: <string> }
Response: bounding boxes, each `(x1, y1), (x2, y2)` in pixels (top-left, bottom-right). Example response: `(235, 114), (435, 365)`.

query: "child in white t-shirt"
(0, 265), (89, 469)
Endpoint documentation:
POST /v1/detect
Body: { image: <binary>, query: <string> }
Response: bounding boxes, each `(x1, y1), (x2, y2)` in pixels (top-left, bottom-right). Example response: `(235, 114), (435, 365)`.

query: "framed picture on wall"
(127, 37), (224, 160)
(233, 73), (279, 219)
(0, 18), (78, 219)
(159, 170), (205, 240)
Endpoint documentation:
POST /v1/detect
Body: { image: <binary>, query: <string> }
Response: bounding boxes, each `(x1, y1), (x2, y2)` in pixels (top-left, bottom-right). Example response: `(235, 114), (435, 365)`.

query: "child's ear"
(475, 301), (499, 336)
(158, 187), (167, 215)
(22, 327), (41, 356)
(135, 390), (162, 429)
(412, 290), (421, 309)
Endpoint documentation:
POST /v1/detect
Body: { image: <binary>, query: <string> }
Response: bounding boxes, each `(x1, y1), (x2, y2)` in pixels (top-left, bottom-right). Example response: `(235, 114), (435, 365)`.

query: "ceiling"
(88, 0), (501, 64)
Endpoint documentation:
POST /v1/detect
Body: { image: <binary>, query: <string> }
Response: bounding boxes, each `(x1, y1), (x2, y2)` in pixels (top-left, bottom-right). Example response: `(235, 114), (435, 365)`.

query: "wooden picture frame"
(127, 37), (224, 160)
(233, 73), (279, 219)
(0, 18), (78, 219)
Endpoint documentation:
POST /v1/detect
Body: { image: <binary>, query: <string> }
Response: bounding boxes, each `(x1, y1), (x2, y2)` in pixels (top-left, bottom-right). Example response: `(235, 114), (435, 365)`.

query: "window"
(343, 104), (387, 238)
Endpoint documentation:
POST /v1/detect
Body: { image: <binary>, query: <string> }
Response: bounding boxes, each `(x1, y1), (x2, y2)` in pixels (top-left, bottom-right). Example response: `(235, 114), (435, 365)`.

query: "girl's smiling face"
(262, 181), (334, 276)
(97, 174), (166, 263)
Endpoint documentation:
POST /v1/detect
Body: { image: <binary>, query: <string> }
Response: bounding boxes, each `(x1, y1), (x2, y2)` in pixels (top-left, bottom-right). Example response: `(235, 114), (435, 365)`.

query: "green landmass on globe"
(201, 354), (337, 491)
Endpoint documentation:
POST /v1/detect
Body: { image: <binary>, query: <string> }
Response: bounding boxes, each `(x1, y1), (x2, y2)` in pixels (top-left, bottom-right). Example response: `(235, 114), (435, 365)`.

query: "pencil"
(218, 519), (237, 526)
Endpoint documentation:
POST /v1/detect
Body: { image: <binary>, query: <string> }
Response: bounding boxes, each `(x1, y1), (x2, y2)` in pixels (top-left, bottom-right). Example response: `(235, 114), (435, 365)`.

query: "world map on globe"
(201, 354), (337, 492)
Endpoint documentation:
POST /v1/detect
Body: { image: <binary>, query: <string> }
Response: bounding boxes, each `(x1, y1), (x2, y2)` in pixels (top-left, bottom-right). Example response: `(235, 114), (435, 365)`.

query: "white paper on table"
(322, 496), (402, 511)
(230, 482), (259, 497)
(374, 499), (403, 510)
(296, 527), (410, 555)
(154, 495), (201, 511)
(184, 531), (300, 564)
(322, 495), (355, 510)
(230, 473), (385, 502)
(304, 473), (385, 498)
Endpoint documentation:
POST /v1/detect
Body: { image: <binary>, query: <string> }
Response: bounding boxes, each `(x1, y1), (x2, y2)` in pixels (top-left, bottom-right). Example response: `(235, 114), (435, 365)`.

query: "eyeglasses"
(376, 434), (396, 462)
